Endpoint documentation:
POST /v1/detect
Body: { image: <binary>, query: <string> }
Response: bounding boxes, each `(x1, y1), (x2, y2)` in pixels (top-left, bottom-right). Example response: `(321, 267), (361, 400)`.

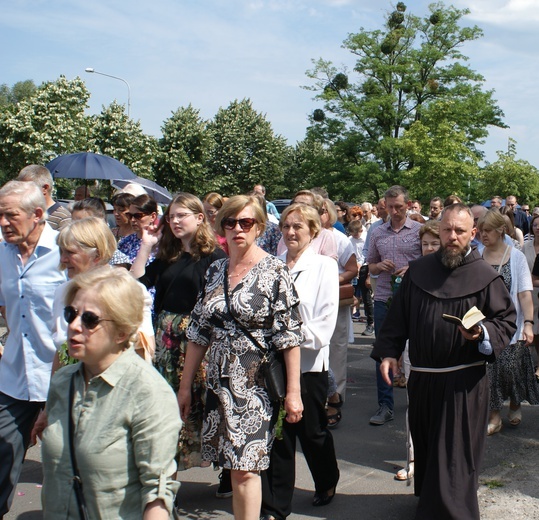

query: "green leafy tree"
(206, 99), (287, 196)
(90, 101), (158, 180)
(0, 76), (91, 178)
(155, 105), (210, 196)
(304, 1), (505, 199)
(0, 80), (37, 106)
(477, 139), (539, 204)
(398, 100), (480, 201)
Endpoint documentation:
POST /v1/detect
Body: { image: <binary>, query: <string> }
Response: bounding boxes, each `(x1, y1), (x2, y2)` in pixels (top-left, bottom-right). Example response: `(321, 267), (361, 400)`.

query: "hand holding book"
(442, 306), (485, 331)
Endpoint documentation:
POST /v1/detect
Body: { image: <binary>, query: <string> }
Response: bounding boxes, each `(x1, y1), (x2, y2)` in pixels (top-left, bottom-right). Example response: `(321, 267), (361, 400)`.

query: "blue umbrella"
(111, 176), (173, 205)
(46, 152), (137, 181)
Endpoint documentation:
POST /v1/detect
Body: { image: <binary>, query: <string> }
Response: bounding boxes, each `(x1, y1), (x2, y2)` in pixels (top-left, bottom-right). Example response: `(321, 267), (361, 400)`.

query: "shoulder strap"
(68, 374), (90, 520)
(223, 268), (269, 355)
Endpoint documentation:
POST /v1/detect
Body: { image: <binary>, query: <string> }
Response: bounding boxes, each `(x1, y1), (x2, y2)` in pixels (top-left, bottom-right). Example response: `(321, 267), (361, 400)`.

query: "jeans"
(374, 300), (393, 411)
(358, 265), (374, 325)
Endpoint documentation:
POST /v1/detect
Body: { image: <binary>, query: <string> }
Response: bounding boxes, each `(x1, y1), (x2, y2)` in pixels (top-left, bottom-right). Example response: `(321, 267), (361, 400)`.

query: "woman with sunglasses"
(118, 194), (159, 265)
(111, 192), (135, 241)
(42, 267), (181, 519)
(178, 195), (304, 520)
(130, 193), (227, 484)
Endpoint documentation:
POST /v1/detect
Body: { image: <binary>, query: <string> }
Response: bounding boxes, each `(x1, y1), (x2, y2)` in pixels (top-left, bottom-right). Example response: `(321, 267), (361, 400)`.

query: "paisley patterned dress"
(187, 255), (303, 471)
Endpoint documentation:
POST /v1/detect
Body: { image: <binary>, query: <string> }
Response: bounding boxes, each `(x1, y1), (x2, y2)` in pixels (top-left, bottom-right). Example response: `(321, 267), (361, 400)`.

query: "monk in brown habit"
(372, 203), (516, 520)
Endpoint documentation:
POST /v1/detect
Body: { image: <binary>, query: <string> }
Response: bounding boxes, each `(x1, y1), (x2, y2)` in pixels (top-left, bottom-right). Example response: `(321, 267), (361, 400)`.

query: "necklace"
(228, 258), (254, 278)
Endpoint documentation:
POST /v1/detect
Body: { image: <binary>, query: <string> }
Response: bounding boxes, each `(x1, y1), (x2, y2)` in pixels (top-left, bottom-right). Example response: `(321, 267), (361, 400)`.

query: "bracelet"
(525, 320), (535, 325)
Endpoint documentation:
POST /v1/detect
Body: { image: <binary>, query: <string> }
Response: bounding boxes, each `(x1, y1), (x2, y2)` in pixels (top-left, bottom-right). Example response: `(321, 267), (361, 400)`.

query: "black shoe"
(313, 485), (337, 506)
(216, 469), (233, 498)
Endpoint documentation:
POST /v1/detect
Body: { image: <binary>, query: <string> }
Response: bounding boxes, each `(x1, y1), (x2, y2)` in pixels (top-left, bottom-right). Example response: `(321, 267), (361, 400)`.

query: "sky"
(2, 0), (539, 168)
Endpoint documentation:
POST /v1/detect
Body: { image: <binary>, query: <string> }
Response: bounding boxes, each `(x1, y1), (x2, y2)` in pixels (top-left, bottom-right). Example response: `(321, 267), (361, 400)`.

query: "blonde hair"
(323, 199), (338, 226)
(280, 203), (321, 239)
(477, 209), (506, 238)
(216, 195), (266, 237)
(65, 266), (144, 347)
(57, 217), (117, 270)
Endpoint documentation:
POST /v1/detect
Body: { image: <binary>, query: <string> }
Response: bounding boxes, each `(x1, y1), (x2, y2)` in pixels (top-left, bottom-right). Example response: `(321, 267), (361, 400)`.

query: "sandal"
(395, 462), (414, 481)
(327, 393), (343, 429)
(508, 404), (522, 426)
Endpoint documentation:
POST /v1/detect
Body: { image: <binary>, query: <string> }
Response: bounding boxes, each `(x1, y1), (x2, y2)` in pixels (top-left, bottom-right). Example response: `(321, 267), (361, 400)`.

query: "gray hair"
(17, 165), (54, 195)
(384, 185), (409, 203)
(0, 180), (47, 223)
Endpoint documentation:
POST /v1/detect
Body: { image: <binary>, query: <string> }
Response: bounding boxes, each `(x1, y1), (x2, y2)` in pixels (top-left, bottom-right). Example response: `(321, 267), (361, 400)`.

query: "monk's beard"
(440, 245), (467, 269)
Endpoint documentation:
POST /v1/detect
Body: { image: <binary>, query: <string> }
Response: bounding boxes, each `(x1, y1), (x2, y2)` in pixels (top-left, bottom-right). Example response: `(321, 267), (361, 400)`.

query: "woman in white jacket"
(260, 203), (340, 520)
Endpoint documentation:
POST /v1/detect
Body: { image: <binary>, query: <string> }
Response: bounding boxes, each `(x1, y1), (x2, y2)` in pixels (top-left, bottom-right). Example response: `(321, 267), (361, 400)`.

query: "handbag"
(223, 272), (287, 402)
(339, 283), (355, 307)
(68, 374), (90, 520)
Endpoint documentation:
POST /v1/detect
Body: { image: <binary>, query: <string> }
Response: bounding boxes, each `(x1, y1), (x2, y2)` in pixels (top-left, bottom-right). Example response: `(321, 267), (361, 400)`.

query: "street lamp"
(85, 67), (131, 117)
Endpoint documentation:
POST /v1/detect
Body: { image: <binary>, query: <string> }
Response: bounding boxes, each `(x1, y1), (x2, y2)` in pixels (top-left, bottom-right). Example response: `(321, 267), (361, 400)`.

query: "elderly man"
(0, 181), (66, 516)
(17, 165), (71, 230)
(367, 186), (422, 424)
(372, 203), (516, 520)
(361, 202), (379, 230)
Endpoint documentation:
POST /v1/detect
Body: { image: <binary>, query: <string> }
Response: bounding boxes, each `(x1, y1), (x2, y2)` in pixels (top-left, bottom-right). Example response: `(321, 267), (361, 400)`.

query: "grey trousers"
(0, 392), (43, 517)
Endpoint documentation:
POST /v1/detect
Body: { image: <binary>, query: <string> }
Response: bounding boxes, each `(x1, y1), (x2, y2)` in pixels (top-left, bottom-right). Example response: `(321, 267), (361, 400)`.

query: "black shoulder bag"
(68, 374), (90, 520)
(223, 272), (287, 402)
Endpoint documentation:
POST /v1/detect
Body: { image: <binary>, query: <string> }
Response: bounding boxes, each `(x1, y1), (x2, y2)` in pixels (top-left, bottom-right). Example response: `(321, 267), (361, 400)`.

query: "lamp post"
(85, 67), (131, 117)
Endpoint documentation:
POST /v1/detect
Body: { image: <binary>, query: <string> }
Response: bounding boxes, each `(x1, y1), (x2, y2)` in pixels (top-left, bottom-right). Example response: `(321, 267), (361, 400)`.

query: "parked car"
(271, 199), (292, 215)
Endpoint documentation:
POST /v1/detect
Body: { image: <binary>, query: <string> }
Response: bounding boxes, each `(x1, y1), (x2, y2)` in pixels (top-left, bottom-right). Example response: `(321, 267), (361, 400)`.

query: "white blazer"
(279, 247), (339, 373)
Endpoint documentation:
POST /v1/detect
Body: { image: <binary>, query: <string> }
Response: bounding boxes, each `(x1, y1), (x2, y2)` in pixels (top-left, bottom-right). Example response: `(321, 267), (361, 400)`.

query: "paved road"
(6, 320), (539, 519)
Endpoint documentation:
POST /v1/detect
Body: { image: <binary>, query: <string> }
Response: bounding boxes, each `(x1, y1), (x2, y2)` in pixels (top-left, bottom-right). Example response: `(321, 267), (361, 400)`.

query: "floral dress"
(187, 255), (303, 471)
(488, 261), (539, 409)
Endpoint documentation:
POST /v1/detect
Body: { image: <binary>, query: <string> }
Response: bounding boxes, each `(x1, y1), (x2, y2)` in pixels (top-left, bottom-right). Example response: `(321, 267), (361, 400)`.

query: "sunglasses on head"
(64, 305), (113, 330)
(127, 212), (149, 220)
(221, 217), (257, 231)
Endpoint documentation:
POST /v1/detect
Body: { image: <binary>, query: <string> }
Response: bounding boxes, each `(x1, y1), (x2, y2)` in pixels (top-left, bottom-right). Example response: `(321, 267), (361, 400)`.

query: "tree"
(90, 101), (158, 180)
(305, 1), (506, 199)
(477, 139), (539, 204)
(0, 80), (37, 106)
(155, 105), (210, 196)
(206, 99), (288, 196)
(398, 100), (481, 202)
(0, 76), (91, 178)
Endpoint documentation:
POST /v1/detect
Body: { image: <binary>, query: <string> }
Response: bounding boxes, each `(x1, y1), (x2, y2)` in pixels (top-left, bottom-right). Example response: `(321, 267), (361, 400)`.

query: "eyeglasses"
(205, 209), (218, 217)
(165, 212), (195, 223)
(127, 212), (149, 220)
(64, 305), (113, 330)
(221, 217), (257, 231)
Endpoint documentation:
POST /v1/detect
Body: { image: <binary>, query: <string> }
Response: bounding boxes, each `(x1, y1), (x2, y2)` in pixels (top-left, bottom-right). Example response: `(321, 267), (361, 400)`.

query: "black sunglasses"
(221, 217), (257, 231)
(127, 212), (149, 220)
(64, 305), (113, 330)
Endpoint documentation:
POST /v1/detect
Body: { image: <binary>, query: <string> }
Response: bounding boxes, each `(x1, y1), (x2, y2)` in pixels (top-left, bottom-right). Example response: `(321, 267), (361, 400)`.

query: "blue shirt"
(266, 201), (280, 220)
(0, 223), (67, 401)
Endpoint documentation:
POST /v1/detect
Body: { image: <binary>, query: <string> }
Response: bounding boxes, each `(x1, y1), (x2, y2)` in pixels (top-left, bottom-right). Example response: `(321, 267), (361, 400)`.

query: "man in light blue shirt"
(0, 180), (66, 516)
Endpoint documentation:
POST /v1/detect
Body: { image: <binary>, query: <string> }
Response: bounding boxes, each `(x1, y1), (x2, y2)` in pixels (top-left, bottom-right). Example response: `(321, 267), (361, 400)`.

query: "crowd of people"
(0, 165), (536, 520)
